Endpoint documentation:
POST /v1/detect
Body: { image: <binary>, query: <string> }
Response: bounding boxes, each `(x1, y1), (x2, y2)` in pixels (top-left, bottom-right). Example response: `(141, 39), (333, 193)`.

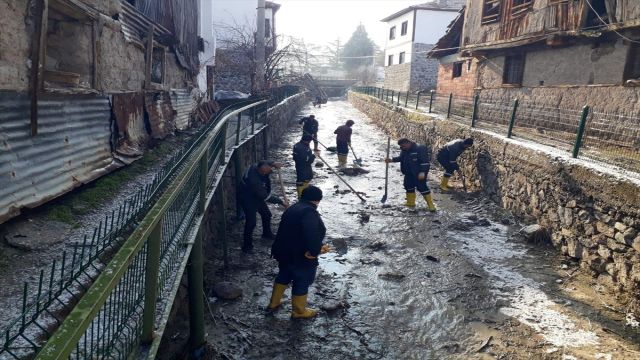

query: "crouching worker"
(385, 138), (436, 212)
(267, 186), (330, 318)
(239, 160), (287, 254)
(293, 134), (316, 198)
(436, 138), (473, 191)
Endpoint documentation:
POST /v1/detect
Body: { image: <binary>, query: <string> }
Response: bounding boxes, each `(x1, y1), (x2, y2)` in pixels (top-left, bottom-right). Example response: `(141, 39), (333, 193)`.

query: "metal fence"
(353, 86), (640, 173)
(0, 87), (297, 359)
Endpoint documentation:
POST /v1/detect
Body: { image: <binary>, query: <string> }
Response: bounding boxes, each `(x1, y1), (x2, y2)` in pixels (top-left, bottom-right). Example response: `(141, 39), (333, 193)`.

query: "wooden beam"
(92, 20), (98, 89)
(144, 24), (154, 89)
(29, 0), (49, 136)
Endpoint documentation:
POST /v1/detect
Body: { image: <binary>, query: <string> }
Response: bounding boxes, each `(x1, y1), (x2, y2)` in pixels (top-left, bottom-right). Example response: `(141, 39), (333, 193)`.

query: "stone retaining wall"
(348, 91), (640, 303)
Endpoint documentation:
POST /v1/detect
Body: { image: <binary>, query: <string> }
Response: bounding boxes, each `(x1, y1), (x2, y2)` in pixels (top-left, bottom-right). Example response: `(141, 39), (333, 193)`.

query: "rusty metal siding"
(170, 89), (194, 131)
(112, 92), (148, 160)
(144, 91), (175, 139)
(120, 1), (172, 48)
(0, 92), (116, 223)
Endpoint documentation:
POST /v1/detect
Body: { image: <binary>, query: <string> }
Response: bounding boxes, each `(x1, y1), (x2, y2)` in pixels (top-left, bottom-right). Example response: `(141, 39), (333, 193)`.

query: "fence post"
(235, 112), (242, 145)
(572, 105), (590, 158)
(218, 189), (229, 269)
(507, 99), (519, 138)
(404, 91), (409, 107)
(429, 90), (435, 113)
(234, 148), (244, 220)
(187, 225), (206, 351)
(199, 151), (208, 212)
(397, 91), (401, 106)
(141, 220), (162, 344)
(251, 107), (256, 134)
(416, 91), (421, 110)
(470, 94), (480, 127)
(446, 93), (453, 119)
(221, 122), (228, 165)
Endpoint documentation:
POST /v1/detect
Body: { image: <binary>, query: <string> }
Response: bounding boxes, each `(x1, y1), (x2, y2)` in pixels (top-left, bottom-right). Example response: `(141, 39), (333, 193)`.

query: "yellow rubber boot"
(296, 181), (309, 199)
(405, 192), (416, 207)
(267, 283), (288, 311)
(338, 155), (347, 168)
(423, 193), (437, 212)
(440, 176), (450, 191)
(291, 294), (318, 319)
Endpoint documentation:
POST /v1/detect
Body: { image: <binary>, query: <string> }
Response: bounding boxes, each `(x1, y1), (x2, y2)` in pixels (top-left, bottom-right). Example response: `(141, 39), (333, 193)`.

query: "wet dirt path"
(200, 100), (640, 359)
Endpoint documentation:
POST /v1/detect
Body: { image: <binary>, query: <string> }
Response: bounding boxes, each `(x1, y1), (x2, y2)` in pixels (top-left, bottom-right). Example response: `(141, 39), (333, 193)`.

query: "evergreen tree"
(341, 24), (375, 73)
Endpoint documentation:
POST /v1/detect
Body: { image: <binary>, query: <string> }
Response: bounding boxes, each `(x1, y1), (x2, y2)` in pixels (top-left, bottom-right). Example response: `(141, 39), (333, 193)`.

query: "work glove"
(320, 244), (331, 254)
(267, 195), (284, 205)
(304, 251), (317, 260)
(418, 172), (426, 181)
(384, 158), (392, 163)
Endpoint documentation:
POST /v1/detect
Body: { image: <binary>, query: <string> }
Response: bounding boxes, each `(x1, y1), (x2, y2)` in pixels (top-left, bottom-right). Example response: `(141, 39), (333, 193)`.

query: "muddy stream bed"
(181, 100), (639, 360)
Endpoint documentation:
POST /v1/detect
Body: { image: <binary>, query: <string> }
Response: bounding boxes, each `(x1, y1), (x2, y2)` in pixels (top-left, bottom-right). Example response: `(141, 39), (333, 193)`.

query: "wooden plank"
(29, 0), (49, 137)
(144, 24), (154, 89)
(92, 20), (98, 89)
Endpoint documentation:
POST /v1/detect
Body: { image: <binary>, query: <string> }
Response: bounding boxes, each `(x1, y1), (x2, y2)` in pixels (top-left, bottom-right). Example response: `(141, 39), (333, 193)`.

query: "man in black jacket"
(334, 119), (354, 168)
(293, 134), (316, 198)
(268, 186), (329, 318)
(437, 138), (473, 191)
(385, 138), (437, 212)
(239, 160), (287, 254)
(298, 114), (319, 151)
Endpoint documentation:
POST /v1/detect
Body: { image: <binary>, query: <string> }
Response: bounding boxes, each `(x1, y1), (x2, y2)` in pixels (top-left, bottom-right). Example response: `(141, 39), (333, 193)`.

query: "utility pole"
(256, 0), (266, 91)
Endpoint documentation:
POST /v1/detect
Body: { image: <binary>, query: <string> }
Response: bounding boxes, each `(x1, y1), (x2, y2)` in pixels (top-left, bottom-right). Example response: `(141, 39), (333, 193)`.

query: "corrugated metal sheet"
(0, 92), (117, 224)
(144, 91), (175, 139)
(120, 1), (172, 48)
(112, 92), (148, 161)
(170, 89), (194, 131)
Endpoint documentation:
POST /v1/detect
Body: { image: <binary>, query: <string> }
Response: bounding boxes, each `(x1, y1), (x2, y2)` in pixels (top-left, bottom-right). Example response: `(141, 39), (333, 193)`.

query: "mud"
(185, 100), (638, 359)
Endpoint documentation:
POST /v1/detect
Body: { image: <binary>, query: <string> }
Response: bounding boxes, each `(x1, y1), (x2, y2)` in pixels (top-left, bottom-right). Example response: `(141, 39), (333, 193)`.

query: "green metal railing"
(352, 86), (640, 173)
(1, 87), (300, 359)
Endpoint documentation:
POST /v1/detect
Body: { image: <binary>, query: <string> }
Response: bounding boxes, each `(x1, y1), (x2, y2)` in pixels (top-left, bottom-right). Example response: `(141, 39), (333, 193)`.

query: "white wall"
(198, 0), (216, 92)
(414, 9), (458, 45)
(383, 11), (415, 65)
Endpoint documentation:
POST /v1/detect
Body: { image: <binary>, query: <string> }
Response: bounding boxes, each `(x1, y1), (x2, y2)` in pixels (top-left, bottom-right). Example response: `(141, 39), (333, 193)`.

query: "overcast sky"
(213, 0), (422, 48)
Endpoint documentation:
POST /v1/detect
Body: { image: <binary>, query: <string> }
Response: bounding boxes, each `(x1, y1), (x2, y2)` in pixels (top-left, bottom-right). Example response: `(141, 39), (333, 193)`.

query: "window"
(399, 52), (405, 64)
(151, 46), (165, 84)
(584, 0), (610, 28)
(389, 26), (396, 40)
(452, 62), (463, 78)
(624, 45), (640, 82)
(511, 0), (533, 17)
(265, 18), (271, 38)
(503, 54), (525, 85)
(401, 21), (408, 36)
(388, 54), (394, 66)
(482, 0), (501, 24)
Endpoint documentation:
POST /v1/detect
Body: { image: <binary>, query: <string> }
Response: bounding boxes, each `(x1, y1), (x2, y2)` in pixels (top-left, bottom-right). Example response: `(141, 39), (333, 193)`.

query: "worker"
(298, 114), (319, 151)
(385, 138), (437, 212)
(267, 186), (330, 318)
(293, 134), (316, 198)
(239, 160), (288, 254)
(437, 138), (474, 191)
(334, 119), (354, 168)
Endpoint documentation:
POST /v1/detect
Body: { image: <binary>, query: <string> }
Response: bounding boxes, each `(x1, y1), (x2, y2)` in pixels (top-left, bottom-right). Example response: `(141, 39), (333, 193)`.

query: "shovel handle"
(384, 137), (390, 196)
(317, 154), (366, 202)
(276, 168), (290, 206)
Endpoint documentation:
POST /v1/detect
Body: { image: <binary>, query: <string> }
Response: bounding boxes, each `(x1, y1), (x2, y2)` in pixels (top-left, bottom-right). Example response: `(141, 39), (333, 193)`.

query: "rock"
(378, 272), (405, 281)
(566, 238), (583, 259)
(597, 245), (612, 260)
(426, 255), (440, 262)
(566, 200), (577, 208)
(578, 210), (591, 222)
(212, 282), (243, 300)
(614, 222), (627, 232)
(614, 232), (627, 244)
(476, 218), (491, 227)
(596, 222), (615, 238)
(340, 167), (370, 176)
(500, 217), (512, 225)
(358, 212), (371, 224)
(623, 228), (638, 242)
(320, 300), (346, 312)
(607, 238), (628, 253)
(555, 279), (563, 284)
(367, 240), (387, 251)
(466, 214), (479, 222)
(632, 236), (640, 253)
(448, 220), (472, 232)
(520, 224), (550, 244)
(315, 162), (324, 168)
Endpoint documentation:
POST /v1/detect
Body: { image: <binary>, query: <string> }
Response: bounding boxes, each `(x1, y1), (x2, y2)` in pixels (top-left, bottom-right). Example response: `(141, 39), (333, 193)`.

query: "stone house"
(0, 0), (203, 223)
(428, 9), (479, 98)
(441, 0), (640, 112)
(381, 0), (465, 92)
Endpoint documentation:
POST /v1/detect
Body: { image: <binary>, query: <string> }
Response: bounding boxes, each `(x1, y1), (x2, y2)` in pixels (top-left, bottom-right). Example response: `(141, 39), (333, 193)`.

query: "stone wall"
(409, 43), (438, 92)
(383, 63), (412, 92)
(348, 91), (640, 304)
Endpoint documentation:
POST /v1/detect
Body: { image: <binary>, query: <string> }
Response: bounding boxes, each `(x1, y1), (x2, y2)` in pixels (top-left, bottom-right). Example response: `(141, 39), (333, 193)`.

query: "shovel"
(457, 160), (467, 193)
(381, 137), (390, 203)
(348, 143), (364, 166)
(316, 154), (366, 202)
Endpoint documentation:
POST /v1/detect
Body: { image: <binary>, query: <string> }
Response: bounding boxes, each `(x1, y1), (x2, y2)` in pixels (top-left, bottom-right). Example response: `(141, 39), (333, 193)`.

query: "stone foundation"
(348, 91), (640, 304)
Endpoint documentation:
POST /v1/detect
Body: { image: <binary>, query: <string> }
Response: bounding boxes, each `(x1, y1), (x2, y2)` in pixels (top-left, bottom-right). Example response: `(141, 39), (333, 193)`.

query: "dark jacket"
(240, 164), (282, 205)
(293, 141), (315, 181)
(299, 116), (319, 135)
(334, 125), (352, 144)
(437, 139), (466, 170)
(392, 143), (431, 176)
(272, 201), (326, 267)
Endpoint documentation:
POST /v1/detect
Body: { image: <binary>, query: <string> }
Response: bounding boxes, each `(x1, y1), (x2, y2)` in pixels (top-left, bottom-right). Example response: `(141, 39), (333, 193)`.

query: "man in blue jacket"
(437, 138), (473, 191)
(385, 138), (436, 212)
(268, 186), (329, 318)
(293, 134), (316, 198)
(239, 160), (287, 254)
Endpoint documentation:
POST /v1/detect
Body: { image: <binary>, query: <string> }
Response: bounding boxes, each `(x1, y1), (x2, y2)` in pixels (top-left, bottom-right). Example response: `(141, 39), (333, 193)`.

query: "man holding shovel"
(293, 134), (316, 198)
(385, 138), (437, 212)
(334, 119), (354, 168)
(239, 160), (288, 254)
(436, 138), (473, 191)
(298, 114), (319, 151)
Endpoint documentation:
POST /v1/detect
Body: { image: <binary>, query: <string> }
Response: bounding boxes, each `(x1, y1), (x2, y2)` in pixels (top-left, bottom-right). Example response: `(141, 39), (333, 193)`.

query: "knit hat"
(463, 138), (474, 146)
(301, 185), (323, 201)
(301, 134), (313, 142)
(346, 120), (355, 126)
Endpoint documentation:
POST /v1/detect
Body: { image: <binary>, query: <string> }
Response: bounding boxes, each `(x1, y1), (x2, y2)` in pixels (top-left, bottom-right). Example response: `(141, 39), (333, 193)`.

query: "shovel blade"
(381, 194), (387, 203)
